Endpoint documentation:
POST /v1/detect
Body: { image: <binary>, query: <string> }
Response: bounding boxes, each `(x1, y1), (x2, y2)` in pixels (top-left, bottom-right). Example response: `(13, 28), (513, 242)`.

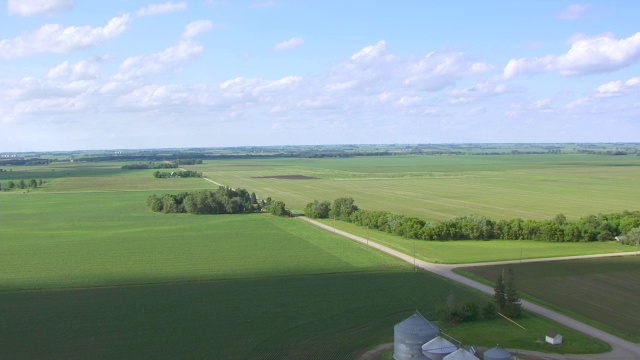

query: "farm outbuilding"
(393, 311), (440, 360)
(545, 332), (563, 345)
(483, 345), (512, 360)
(421, 336), (457, 360)
(442, 347), (479, 360)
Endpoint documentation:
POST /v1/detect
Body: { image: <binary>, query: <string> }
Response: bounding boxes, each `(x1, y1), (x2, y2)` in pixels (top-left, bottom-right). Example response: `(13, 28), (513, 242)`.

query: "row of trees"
(304, 198), (640, 243)
(122, 159), (204, 170)
(147, 186), (289, 216)
(0, 179), (44, 190)
(122, 162), (178, 170)
(153, 170), (202, 178)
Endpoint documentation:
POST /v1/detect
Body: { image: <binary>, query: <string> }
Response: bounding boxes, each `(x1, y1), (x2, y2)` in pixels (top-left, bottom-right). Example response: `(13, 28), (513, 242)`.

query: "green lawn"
(457, 256), (640, 342)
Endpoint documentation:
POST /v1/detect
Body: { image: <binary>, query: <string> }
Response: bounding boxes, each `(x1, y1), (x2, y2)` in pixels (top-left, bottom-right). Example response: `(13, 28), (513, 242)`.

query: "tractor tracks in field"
(298, 216), (640, 359)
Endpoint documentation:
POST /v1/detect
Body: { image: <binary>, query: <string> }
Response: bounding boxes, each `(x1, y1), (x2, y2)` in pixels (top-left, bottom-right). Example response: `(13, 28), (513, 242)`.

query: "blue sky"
(1, 0), (639, 151)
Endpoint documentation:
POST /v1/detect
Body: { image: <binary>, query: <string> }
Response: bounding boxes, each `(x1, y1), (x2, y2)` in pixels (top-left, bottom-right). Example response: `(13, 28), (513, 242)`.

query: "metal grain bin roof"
(442, 348), (479, 360)
(394, 312), (439, 360)
(422, 335), (457, 360)
(394, 312), (439, 336)
(483, 346), (512, 360)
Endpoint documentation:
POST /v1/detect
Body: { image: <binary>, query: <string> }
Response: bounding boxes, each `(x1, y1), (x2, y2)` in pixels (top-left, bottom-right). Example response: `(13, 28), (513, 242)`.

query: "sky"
(1, 1), (640, 152)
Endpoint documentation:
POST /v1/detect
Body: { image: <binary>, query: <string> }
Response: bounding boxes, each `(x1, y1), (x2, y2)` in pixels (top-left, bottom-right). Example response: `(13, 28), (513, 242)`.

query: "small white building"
(545, 332), (563, 345)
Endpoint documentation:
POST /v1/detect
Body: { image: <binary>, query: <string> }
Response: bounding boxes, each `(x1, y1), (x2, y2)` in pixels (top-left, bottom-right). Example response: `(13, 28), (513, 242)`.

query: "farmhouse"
(545, 332), (563, 345)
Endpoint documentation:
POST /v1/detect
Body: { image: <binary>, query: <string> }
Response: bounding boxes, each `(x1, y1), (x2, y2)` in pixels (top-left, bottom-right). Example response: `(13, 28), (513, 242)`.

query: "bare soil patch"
(252, 174), (318, 180)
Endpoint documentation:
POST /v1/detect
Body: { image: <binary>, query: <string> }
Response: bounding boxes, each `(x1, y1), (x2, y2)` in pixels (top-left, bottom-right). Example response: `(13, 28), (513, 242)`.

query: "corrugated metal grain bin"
(483, 346), (512, 360)
(422, 336), (457, 360)
(393, 312), (439, 360)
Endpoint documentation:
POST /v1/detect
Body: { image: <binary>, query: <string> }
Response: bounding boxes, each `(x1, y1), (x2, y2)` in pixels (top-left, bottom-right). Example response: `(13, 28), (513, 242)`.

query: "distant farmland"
(0, 155), (633, 357)
(193, 154), (640, 220)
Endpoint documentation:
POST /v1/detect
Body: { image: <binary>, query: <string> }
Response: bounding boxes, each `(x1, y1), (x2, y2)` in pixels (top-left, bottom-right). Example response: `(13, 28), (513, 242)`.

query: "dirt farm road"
(298, 216), (640, 360)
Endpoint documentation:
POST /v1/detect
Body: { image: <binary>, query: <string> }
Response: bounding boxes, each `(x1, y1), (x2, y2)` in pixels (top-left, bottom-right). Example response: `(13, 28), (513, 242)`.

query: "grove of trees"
(0, 179), (44, 190)
(304, 198), (640, 243)
(153, 170), (201, 178)
(148, 186), (289, 216)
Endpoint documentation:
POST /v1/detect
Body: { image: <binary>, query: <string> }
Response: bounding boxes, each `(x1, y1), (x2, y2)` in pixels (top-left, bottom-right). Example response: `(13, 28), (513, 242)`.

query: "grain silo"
(393, 311), (440, 360)
(482, 345), (512, 360)
(421, 335), (457, 360)
(442, 347), (479, 360)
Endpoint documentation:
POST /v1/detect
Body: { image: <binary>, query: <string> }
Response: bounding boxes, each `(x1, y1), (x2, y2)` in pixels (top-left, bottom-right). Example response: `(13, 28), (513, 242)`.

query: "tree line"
(0, 179), (44, 190)
(122, 159), (204, 170)
(153, 170), (201, 178)
(305, 198), (640, 243)
(147, 186), (289, 216)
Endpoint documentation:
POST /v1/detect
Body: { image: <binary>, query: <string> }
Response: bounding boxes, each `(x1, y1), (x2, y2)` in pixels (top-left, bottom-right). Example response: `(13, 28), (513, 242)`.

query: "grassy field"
(457, 256), (640, 342)
(0, 157), (633, 357)
(2, 189), (609, 358)
(189, 154), (640, 220)
(315, 220), (634, 264)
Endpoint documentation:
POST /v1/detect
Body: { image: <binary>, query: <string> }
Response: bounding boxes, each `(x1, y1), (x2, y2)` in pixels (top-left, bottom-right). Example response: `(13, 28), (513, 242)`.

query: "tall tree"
(503, 268), (522, 318)
(330, 197), (358, 221)
(494, 268), (522, 318)
(494, 271), (507, 312)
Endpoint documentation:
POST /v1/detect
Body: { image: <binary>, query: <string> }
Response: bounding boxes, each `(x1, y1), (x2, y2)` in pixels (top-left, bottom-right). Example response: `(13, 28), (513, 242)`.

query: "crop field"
(457, 256), (640, 342)
(0, 157), (631, 357)
(1, 188), (604, 358)
(191, 154), (640, 220)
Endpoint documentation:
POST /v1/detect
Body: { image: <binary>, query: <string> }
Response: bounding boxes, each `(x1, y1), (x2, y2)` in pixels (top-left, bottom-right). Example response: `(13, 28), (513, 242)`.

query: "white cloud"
(218, 76), (302, 102)
(533, 98), (552, 108)
(556, 4), (589, 20)
(183, 20), (214, 38)
(115, 40), (203, 80)
(273, 37), (304, 51)
(0, 14), (131, 59)
(597, 76), (640, 96)
(504, 32), (640, 78)
(396, 96), (422, 107)
(8, 0), (74, 16)
(325, 41), (394, 92)
(136, 2), (187, 17)
(48, 57), (104, 81)
(7, 76), (93, 101)
(449, 81), (508, 104)
(404, 51), (493, 91)
(351, 40), (389, 61)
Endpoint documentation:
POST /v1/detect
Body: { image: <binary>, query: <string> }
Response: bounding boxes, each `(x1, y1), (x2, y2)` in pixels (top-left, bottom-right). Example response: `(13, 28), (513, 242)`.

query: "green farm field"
(0, 163), (614, 358)
(190, 154), (640, 220)
(457, 256), (640, 342)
